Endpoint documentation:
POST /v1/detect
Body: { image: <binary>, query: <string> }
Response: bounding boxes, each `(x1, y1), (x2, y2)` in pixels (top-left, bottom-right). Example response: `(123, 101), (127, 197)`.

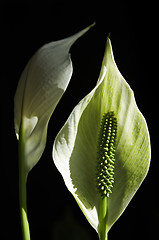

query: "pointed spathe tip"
(65, 22), (96, 50)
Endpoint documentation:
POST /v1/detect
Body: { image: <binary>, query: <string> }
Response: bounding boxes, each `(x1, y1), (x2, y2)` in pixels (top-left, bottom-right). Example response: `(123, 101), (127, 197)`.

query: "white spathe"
(53, 38), (151, 237)
(14, 25), (93, 175)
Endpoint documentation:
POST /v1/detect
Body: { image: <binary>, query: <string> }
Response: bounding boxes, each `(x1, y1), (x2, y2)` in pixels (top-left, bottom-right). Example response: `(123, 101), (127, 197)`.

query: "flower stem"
(18, 122), (30, 240)
(98, 197), (108, 240)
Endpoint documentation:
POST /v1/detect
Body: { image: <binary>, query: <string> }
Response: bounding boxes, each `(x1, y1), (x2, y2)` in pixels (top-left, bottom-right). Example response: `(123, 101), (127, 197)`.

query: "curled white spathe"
(14, 25), (93, 174)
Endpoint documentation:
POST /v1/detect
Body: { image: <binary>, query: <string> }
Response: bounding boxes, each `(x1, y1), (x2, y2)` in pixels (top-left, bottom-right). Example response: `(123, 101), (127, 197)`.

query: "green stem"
(98, 197), (108, 240)
(18, 122), (31, 240)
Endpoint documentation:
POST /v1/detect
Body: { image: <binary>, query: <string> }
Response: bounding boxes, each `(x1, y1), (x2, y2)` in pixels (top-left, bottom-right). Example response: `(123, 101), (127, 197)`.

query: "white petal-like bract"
(53, 38), (151, 237)
(14, 25), (93, 174)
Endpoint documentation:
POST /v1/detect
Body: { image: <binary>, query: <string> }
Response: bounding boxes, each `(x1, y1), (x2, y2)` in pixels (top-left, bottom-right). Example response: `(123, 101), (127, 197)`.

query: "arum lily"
(14, 25), (93, 240)
(53, 37), (151, 240)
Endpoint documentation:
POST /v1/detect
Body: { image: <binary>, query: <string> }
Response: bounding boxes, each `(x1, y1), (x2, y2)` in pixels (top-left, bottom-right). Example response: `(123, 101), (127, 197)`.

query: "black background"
(1, 1), (158, 240)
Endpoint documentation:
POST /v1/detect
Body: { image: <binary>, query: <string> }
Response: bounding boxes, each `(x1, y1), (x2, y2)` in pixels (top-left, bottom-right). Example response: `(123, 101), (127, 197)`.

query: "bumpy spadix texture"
(96, 111), (117, 198)
(14, 26), (92, 175)
(53, 38), (151, 235)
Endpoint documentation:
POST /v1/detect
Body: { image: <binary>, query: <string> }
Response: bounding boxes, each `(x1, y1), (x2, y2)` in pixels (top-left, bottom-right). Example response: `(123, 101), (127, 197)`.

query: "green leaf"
(14, 25), (93, 175)
(53, 37), (151, 238)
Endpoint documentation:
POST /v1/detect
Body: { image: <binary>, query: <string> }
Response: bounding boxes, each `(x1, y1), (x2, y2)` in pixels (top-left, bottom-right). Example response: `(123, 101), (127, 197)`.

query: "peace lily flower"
(14, 25), (93, 240)
(53, 37), (151, 240)
(14, 25), (93, 176)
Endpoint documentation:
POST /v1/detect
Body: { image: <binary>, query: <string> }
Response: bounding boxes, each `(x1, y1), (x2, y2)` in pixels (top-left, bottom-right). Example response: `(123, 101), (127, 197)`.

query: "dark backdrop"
(1, 1), (158, 240)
